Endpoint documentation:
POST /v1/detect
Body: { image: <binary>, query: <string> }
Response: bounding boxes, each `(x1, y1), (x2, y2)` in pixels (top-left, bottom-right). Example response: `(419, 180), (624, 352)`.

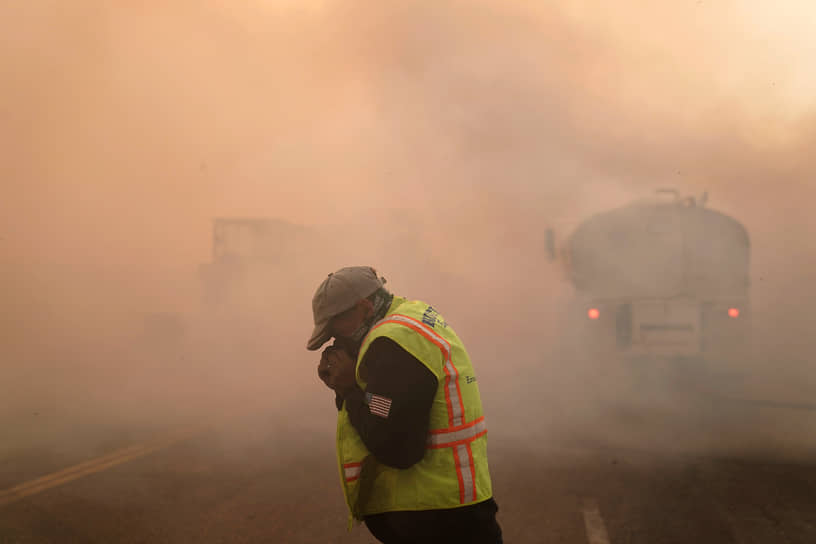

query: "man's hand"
(317, 346), (358, 396)
(317, 346), (335, 388)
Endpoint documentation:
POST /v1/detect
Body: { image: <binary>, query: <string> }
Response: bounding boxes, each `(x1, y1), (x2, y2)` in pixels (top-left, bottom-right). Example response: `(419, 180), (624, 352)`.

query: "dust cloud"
(2, 1), (816, 465)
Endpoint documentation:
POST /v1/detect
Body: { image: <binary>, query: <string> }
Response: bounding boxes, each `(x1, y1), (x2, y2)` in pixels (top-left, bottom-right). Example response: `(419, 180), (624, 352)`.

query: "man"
(306, 266), (502, 544)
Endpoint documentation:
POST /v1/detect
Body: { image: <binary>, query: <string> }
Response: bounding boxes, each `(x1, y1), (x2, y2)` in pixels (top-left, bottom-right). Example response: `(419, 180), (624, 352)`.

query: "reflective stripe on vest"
(373, 314), (465, 426)
(367, 313), (485, 504)
(427, 416), (487, 449)
(343, 462), (362, 483)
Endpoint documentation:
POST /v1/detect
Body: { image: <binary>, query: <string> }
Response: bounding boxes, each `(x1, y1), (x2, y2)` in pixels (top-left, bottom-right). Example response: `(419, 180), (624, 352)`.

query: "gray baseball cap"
(306, 266), (385, 351)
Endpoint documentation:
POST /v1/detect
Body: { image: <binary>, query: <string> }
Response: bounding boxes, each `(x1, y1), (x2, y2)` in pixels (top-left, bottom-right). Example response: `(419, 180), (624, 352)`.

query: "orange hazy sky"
(1, 0), (814, 273)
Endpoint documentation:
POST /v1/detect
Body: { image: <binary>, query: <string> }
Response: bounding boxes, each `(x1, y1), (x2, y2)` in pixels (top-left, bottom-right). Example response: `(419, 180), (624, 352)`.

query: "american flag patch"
(365, 392), (393, 419)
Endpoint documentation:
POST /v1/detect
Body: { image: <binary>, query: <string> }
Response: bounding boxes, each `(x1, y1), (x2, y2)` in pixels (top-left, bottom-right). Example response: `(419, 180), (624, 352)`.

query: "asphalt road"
(2, 385), (816, 543)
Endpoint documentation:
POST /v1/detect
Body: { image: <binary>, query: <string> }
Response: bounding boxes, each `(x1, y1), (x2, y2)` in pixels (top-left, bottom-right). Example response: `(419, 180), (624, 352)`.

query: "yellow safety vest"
(336, 296), (493, 523)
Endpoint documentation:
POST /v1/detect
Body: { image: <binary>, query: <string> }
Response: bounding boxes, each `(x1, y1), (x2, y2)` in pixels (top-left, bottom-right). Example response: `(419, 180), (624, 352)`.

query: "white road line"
(582, 498), (611, 544)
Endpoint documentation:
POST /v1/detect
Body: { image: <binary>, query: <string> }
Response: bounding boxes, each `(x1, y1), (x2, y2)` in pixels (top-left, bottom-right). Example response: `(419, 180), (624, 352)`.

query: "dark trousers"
(363, 498), (503, 544)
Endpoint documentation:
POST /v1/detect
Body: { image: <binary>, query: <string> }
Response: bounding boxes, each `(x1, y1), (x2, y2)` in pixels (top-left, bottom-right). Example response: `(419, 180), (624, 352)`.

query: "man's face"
(329, 300), (372, 341)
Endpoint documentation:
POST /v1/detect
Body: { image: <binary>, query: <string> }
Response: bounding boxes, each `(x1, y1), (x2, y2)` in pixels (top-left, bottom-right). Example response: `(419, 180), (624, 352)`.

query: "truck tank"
(562, 194), (751, 360)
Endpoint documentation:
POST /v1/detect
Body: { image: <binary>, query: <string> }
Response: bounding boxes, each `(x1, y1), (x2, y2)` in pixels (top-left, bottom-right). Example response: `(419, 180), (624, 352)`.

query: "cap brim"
(306, 318), (332, 351)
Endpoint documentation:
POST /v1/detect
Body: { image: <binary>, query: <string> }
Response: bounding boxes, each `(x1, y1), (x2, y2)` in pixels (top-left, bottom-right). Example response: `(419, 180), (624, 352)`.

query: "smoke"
(2, 0), (816, 463)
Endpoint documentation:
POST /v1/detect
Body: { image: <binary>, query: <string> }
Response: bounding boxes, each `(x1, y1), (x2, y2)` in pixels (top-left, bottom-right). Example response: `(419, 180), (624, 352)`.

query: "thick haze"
(2, 1), (816, 458)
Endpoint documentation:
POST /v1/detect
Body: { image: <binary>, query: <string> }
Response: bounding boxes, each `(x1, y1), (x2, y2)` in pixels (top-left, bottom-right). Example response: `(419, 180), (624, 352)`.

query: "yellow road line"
(0, 424), (206, 508)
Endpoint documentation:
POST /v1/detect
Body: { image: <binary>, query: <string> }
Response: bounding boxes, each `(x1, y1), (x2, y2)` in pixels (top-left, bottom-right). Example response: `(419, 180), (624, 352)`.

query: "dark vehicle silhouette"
(562, 190), (750, 364)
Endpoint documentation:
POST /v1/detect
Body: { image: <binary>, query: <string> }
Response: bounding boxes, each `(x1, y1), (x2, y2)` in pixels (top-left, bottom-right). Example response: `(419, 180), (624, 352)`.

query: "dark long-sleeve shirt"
(338, 337), (437, 469)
